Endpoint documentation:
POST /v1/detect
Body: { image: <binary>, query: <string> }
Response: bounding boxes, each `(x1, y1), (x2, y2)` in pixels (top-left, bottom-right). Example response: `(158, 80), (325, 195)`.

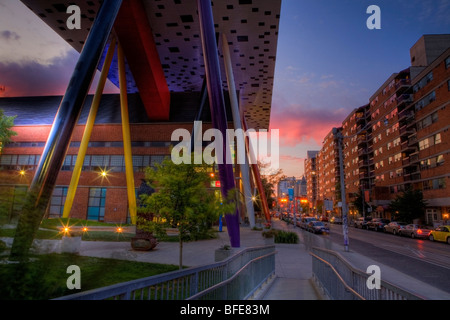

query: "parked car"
(354, 216), (372, 229)
(330, 216), (342, 224)
(307, 221), (330, 234)
(384, 221), (407, 235)
(300, 217), (317, 229)
(399, 224), (432, 239)
(429, 225), (450, 244)
(319, 216), (329, 222)
(367, 218), (390, 231)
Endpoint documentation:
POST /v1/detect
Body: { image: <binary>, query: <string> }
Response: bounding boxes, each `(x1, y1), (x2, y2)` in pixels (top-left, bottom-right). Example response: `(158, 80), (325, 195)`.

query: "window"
(417, 112), (438, 130)
(415, 91), (436, 111)
(87, 188), (106, 221)
(435, 133), (441, 145)
(49, 187), (68, 218)
(446, 56), (450, 69)
(423, 178), (446, 190)
(419, 138), (430, 150)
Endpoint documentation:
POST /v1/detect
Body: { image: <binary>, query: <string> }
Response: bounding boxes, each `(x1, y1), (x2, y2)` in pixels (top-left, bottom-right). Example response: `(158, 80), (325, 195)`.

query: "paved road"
(324, 223), (450, 294)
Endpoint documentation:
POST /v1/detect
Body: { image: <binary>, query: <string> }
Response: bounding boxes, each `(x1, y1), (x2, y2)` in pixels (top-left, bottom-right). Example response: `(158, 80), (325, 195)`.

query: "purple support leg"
(197, 0), (240, 247)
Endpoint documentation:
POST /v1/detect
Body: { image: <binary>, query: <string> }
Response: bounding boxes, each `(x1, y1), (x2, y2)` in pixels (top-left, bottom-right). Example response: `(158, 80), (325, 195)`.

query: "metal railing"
(54, 245), (275, 300)
(310, 247), (425, 300)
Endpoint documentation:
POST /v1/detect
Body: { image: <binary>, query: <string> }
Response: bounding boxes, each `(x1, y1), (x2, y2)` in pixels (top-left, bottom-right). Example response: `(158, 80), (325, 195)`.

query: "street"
(293, 220), (450, 294)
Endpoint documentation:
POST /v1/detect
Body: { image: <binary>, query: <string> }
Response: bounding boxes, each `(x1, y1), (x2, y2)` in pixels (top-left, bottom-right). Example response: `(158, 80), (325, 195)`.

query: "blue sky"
(271, 0), (450, 177)
(1, 0), (449, 177)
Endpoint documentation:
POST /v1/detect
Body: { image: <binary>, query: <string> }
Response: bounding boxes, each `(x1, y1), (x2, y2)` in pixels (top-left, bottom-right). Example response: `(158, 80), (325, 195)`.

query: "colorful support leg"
(118, 42), (137, 225)
(63, 37), (117, 219)
(10, 0), (123, 259)
(222, 34), (256, 229)
(197, 0), (240, 247)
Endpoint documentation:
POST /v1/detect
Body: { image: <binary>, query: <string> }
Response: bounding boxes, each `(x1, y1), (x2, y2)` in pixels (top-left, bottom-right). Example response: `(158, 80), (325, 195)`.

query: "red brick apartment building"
(316, 129), (341, 216)
(305, 35), (450, 225)
(0, 94), (227, 223)
(304, 151), (318, 212)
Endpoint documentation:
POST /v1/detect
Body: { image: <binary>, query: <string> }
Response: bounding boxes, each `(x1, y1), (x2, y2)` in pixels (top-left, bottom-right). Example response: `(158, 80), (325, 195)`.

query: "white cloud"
(0, 1), (73, 66)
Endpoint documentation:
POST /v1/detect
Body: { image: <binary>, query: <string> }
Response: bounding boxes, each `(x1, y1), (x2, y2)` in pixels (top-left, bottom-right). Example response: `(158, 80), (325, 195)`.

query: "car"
(354, 216), (372, 229)
(330, 216), (342, 224)
(384, 221), (407, 235)
(307, 221), (330, 234)
(319, 216), (329, 222)
(429, 225), (450, 244)
(367, 218), (390, 231)
(399, 224), (432, 239)
(300, 217), (317, 229)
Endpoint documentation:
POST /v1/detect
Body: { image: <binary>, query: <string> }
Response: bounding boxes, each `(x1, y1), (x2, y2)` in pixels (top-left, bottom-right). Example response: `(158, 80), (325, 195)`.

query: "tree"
(258, 160), (286, 210)
(389, 188), (428, 224)
(0, 109), (17, 150)
(351, 191), (369, 217)
(137, 157), (233, 269)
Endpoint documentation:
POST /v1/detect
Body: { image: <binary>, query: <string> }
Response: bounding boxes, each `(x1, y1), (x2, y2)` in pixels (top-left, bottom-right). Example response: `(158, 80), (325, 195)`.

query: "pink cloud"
(269, 101), (349, 147)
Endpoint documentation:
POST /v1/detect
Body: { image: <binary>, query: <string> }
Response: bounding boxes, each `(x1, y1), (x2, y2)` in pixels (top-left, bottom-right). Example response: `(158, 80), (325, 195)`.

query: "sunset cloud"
(269, 99), (349, 147)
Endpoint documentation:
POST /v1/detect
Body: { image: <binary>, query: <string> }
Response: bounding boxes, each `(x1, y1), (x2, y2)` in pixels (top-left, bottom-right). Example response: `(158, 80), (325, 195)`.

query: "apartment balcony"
(358, 159), (369, 168)
(408, 136), (418, 146)
(357, 135), (367, 146)
(404, 171), (421, 182)
(396, 94), (413, 106)
(358, 148), (368, 156)
(401, 140), (418, 153)
(402, 157), (410, 166)
(395, 79), (411, 92)
(409, 152), (419, 164)
(398, 108), (414, 121)
(399, 125), (416, 137)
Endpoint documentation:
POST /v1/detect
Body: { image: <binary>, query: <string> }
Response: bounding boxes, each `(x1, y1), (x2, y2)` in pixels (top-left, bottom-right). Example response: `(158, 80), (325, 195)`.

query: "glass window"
(49, 187), (68, 218)
(435, 133), (441, 145)
(87, 187), (106, 221)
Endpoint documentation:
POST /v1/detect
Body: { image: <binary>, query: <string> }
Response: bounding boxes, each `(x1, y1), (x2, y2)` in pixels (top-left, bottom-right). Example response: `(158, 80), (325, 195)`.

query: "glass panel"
(0, 155), (12, 165)
(89, 197), (100, 207)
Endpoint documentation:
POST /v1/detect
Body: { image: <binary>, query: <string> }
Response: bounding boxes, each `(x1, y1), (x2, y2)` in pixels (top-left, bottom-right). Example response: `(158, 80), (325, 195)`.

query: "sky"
(1, 0), (450, 178)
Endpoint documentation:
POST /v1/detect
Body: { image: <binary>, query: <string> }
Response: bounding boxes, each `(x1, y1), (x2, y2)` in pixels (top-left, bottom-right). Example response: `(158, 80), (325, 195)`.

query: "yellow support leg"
(118, 42), (137, 225)
(62, 38), (117, 219)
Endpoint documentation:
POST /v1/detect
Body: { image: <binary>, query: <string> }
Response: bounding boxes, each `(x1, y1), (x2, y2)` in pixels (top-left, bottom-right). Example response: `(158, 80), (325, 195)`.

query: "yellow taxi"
(429, 225), (450, 244)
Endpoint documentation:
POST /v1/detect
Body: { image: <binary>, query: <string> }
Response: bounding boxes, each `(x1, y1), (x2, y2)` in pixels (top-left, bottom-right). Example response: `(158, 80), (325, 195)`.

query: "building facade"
(308, 34), (450, 225)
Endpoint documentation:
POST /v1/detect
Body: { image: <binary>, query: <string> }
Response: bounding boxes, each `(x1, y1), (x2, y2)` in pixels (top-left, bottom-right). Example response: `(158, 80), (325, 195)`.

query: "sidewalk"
(4, 218), (448, 300)
(74, 218), (323, 300)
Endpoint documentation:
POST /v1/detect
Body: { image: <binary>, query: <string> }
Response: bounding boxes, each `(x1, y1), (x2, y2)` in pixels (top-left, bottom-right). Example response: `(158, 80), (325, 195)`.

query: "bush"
(274, 230), (299, 244)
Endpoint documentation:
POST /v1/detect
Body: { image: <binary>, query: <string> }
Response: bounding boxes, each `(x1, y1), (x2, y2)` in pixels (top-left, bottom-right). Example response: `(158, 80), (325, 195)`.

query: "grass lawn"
(0, 253), (180, 300)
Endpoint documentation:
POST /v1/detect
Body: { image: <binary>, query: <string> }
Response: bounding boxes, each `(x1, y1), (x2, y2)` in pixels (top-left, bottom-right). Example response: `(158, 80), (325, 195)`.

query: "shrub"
(274, 230), (299, 244)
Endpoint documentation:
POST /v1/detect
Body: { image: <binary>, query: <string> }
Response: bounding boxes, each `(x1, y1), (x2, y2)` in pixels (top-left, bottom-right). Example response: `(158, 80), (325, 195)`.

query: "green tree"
(0, 109), (17, 150)
(351, 191), (369, 217)
(258, 160), (286, 210)
(389, 188), (428, 224)
(137, 157), (233, 269)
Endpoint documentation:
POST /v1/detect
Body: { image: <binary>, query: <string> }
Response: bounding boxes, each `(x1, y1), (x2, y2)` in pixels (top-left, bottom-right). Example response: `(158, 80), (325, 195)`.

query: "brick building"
(0, 94), (231, 223)
(308, 34), (450, 225)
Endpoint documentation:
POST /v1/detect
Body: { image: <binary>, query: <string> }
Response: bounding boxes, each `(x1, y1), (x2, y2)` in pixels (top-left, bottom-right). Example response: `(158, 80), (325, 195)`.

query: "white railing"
(54, 245), (275, 300)
(310, 247), (425, 300)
